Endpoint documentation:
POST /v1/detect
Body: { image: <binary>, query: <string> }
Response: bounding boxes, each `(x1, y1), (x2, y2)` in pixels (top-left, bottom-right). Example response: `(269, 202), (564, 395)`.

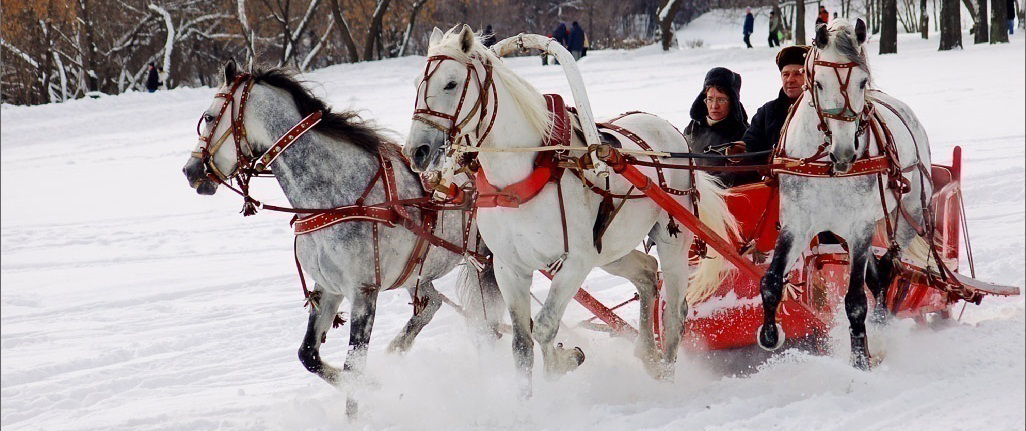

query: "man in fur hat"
(739, 45), (809, 169)
(684, 67), (753, 186)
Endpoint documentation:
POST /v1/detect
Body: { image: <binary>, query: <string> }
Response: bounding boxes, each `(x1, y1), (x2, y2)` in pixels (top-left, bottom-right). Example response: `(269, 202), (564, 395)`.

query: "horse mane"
(427, 27), (553, 140)
(825, 20), (870, 75)
(251, 67), (395, 157)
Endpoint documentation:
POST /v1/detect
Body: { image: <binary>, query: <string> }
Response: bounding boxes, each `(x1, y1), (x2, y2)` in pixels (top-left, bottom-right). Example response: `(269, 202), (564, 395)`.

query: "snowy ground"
(2, 13), (1024, 431)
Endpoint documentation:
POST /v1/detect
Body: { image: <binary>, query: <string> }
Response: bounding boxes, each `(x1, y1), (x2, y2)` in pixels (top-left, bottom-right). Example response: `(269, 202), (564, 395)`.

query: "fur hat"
(775, 45), (810, 70)
(689, 67), (748, 125)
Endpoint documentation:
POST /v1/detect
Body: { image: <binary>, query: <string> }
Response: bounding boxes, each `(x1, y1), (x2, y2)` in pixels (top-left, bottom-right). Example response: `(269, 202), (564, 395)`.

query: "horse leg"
(845, 227), (875, 370)
(386, 281), (443, 354)
(342, 285), (380, 417)
(865, 250), (895, 324)
(298, 283), (345, 385)
(534, 263), (589, 378)
(758, 229), (811, 351)
(598, 250), (660, 376)
(493, 262), (535, 396)
(649, 224), (692, 378)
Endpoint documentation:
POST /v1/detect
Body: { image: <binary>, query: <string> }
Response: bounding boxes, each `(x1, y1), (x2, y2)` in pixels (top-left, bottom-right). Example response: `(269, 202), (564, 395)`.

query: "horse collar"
(475, 94), (571, 208)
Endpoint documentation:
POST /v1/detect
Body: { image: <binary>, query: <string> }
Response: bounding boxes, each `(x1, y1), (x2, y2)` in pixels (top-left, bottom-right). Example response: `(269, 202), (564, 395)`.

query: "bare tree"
(881, 0), (897, 53)
(330, 0), (361, 62)
(795, 0), (806, 45)
(976, 0), (990, 43)
(920, 0), (929, 37)
(939, 0), (962, 50)
(657, 0), (682, 51)
(363, 0), (392, 60)
(990, 0), (1009, 42)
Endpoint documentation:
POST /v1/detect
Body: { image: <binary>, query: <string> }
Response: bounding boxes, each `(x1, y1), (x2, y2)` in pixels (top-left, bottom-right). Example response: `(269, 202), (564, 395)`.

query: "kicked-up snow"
(2, 12), (1024, 430)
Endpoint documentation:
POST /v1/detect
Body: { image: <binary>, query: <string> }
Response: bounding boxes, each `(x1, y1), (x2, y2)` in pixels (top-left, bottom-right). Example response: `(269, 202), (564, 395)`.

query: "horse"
(757, 19), (934, 369)
(181, 61), (504, 415)
(403, 25), (738, 387)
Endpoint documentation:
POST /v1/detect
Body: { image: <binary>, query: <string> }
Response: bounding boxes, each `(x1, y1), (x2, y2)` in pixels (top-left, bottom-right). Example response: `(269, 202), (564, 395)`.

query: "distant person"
(739, 45), (810, 169)
(1009, 0), (1016, 34)
(552, 22), (568, 49)
(684, 67), (752, 186)
(743, 7), (755, 48)
(816, 6), (830, 25)
(582, 32), (590, 57)
(768, 11), (782, 47)
(482, 24), (497, 47)
(145, 63), (161, 93)
(568, 21), (586, 61)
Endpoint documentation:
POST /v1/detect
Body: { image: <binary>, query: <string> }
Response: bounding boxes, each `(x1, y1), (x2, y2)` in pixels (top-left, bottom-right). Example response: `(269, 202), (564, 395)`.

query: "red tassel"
(667, 217), (681, 237)
(332, 312), (347, 328)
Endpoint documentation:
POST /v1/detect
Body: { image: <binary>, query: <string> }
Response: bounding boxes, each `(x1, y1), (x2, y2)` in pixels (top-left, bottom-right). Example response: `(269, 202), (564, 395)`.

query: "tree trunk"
(939, 0), (963, 50)
(881, 0), (898, 53)
(976, 0), (990, 42)
(796, 0), (806, 45)
(657, 0), (682, 51)
(963, 0), (980, 22)
(363, 0), (392, 61)
(76, 0), (99, 92)
(330, 0), (360, 63)
(237, 0), (257, 67)
(398, 0), (431, 57)
(991, 0), (1010, 41)
(921, 0), (930, 37)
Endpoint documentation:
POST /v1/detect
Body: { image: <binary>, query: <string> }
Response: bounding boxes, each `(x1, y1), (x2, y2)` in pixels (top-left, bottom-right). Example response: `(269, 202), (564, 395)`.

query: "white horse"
(182, 61), (504, 415)
(403, 25), (738, 387)
(757, 19), (934, 369)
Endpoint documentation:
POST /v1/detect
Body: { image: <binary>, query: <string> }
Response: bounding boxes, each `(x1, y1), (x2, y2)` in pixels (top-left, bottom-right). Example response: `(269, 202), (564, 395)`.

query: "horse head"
(404, 25), (496, 182)
(182, 59), (259, 195)
(809, 18), (870, 174)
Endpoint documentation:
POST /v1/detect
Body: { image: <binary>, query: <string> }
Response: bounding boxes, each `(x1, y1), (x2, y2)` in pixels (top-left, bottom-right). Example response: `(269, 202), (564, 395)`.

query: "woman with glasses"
(683, 67), (752, 186)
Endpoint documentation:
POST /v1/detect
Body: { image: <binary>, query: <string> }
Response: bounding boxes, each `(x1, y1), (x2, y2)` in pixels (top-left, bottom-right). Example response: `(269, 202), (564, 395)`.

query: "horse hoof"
(571, 346), (585, 366)
(851, 353), (872, 370)
(757, 323), (786, 351)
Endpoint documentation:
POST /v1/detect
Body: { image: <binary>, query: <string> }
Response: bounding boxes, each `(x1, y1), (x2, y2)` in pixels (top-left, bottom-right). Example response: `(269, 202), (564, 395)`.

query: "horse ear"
(430, 27), (443, 45)
(855, 18), (868, 45)
(814, 24), (830, 49)
(459, 24), (475, 53)
(223, 59), (238, 84)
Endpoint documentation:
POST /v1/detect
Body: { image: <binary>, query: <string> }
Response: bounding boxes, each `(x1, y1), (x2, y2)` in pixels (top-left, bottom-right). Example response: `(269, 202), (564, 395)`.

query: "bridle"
(803, 47), (873, 160)
(191, 73), (323, 214)
(410, 54), (499, 197)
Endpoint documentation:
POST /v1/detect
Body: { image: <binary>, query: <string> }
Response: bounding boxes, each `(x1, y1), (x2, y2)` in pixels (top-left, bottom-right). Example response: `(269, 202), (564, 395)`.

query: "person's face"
(780, 64), (804, 99)
(704, 86), (731, 122)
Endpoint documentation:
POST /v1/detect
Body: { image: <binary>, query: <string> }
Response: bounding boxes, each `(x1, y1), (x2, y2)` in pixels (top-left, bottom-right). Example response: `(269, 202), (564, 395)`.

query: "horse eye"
(859, 80), (868, 89)
(444, 81), (458, 90)
(815, 81), (823, 91)
(203, 113), (215, 123)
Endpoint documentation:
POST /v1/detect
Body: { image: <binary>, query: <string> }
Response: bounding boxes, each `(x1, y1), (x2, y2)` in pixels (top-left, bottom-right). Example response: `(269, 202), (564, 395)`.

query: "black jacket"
(568, 23), (586, 51)
(146, 68), (161, 91)
(684, 67), (752, 186)
(741, 89), (796, 166)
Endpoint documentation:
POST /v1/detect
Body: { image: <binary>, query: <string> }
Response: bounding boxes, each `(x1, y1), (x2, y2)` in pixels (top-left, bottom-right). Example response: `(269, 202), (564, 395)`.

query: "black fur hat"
(775, 45), (810, 70)
(689, 67), (747, 125)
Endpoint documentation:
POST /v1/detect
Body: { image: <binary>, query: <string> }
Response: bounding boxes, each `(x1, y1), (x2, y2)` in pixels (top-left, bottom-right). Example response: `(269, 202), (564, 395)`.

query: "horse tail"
(686, 172), (740, 305)
(902, 232), (938, 271)
(456, 259), (505, 328)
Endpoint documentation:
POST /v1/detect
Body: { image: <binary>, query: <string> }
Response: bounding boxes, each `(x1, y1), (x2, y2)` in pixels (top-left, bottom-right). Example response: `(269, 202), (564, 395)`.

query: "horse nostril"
(413, 145), (431, 166)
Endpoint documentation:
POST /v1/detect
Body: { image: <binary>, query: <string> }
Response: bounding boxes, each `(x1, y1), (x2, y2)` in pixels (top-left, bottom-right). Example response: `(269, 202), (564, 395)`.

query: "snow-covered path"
(2, 17), (1024, 430)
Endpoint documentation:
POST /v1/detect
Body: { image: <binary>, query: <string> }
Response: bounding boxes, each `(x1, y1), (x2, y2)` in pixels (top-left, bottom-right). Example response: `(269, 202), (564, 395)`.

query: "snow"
(2, 10), (1024, 430)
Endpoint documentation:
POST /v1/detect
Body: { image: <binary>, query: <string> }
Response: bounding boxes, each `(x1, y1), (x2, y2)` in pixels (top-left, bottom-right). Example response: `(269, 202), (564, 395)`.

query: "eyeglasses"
(704, 97), (730, 105)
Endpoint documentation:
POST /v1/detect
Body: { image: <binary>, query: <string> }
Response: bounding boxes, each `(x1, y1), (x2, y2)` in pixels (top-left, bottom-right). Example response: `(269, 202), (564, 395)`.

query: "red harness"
(475, 94), (571, 208)
(193, 75), (485, 304)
